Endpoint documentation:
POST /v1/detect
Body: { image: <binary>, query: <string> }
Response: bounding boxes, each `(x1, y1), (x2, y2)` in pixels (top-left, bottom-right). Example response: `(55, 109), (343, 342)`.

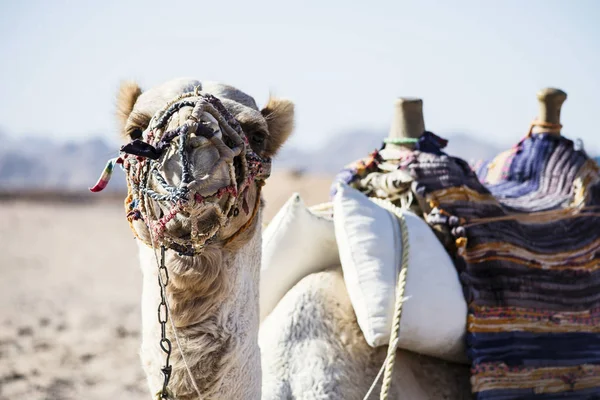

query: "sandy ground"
(0, 171), (332, 400)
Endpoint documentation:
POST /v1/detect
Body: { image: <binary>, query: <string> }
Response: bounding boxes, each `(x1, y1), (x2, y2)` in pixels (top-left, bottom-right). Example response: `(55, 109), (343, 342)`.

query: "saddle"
(262, 131), (600, 399)
(333, 132), (600, 399)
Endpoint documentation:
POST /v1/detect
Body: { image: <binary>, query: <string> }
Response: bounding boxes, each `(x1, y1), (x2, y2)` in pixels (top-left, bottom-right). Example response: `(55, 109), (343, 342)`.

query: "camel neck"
(137, 229), (262, 400)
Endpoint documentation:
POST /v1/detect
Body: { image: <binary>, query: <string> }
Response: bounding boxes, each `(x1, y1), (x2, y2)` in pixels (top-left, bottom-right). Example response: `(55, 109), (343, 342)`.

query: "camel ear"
(261, 97), (294, 158)
(116, 81), (142, 134)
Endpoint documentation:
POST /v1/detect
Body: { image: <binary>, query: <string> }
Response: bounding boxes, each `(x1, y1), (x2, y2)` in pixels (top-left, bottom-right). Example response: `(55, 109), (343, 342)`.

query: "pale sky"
(1, 0), (599, 152)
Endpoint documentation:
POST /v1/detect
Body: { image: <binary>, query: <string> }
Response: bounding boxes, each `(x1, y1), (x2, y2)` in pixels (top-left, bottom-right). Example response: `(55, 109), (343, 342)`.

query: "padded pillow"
(333, 183), (467, 363)
(260, 194), (339, 322)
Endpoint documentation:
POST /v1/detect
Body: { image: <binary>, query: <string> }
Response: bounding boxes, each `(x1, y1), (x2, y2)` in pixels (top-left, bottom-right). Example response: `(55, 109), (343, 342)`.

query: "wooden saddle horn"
(384, 97), (426, 150)
(530, 88), (567, 136)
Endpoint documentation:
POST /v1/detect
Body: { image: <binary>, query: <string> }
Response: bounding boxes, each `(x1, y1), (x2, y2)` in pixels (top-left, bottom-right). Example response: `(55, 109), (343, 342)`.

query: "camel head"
(115, 78), (294, 255)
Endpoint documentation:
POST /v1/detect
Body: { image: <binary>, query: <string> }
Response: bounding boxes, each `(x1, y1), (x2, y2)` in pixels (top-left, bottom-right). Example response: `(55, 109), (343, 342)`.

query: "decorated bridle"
(90, 86), (275, 399)
(91, 86), (272, 256)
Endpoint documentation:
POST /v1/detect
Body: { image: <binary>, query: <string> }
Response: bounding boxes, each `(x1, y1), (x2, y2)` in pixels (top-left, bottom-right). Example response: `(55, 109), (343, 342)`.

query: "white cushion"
(333, 183), (467, 363)
(260, 194), (339, 323)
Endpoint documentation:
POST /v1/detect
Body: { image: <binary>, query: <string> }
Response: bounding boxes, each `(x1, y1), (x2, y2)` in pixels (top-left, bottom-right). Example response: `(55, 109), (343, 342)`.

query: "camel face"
(116, 78), (294, 252)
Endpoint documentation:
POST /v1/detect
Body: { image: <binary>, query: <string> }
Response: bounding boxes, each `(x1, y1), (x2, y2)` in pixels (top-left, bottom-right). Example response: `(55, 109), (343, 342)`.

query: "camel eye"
(130, 128), (143, 140)
(250, 132), (266, 145)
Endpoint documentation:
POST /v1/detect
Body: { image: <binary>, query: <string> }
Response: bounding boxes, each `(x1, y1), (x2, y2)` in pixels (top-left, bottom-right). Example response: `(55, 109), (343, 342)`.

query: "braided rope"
(527, 119), (562, 135)
(116, 87), (272, 255)
(361, 198), (410, 400)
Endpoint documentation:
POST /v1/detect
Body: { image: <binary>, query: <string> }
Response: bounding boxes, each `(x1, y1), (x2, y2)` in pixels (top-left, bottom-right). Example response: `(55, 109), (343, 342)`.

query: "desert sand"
(0, 171), (333, 400)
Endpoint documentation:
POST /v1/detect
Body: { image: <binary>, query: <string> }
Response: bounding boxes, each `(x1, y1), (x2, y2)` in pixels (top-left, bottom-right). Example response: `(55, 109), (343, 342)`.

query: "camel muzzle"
(90, 87), (271, 255)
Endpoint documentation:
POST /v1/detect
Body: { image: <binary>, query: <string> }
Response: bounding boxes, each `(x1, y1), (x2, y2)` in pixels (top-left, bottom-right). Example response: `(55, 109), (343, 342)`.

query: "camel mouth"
(151, 202), (224, 245)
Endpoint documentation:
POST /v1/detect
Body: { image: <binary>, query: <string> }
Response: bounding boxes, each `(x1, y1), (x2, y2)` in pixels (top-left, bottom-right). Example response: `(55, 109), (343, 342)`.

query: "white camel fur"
(117, 78), (471, 400)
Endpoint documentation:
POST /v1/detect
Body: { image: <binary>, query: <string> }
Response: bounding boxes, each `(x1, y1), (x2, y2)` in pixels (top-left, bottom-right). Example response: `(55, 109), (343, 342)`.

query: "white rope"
(362, 360), (387, 400)
(145, 196), (204, 400)
(362, 198), (411, 400)
(309, 201), (334, 219)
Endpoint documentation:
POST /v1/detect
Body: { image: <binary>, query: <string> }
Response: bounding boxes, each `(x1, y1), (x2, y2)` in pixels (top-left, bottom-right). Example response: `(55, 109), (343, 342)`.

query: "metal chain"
(156, 245), (174, 400)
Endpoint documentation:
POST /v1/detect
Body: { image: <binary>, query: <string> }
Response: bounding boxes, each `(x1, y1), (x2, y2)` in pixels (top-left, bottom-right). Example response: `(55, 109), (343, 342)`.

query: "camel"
(114, 77), (471, 400)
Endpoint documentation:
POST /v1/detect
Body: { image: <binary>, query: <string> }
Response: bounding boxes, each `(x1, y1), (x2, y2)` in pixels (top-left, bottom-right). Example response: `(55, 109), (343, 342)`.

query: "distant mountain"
(0, 135), (127, 192)
(274, 130), (505, 173)
(0, 133), (596, 192)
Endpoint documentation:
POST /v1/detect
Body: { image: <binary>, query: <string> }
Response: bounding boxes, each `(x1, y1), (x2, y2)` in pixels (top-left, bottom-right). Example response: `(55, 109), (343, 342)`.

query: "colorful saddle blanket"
(333, 133), (600, 399)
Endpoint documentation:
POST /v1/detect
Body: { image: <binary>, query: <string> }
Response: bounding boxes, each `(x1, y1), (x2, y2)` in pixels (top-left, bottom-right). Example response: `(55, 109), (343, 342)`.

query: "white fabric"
(260, 194), (339, 322)
(333, 183), (467, 363)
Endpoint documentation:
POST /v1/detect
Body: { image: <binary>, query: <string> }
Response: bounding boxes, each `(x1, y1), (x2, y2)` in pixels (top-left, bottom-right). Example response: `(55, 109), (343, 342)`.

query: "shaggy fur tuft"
(116, 80), (143, 135)
(138, 228), (263, 400)
(261, 97), (295, 158)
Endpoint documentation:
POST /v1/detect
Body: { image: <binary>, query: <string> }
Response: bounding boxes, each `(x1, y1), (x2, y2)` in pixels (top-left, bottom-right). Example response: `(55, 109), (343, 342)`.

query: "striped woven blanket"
(333, 133), (600, 399)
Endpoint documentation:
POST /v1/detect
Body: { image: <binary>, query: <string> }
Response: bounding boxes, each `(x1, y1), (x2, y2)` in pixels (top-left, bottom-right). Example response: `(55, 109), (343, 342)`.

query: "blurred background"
(1, 1), (599, 399)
